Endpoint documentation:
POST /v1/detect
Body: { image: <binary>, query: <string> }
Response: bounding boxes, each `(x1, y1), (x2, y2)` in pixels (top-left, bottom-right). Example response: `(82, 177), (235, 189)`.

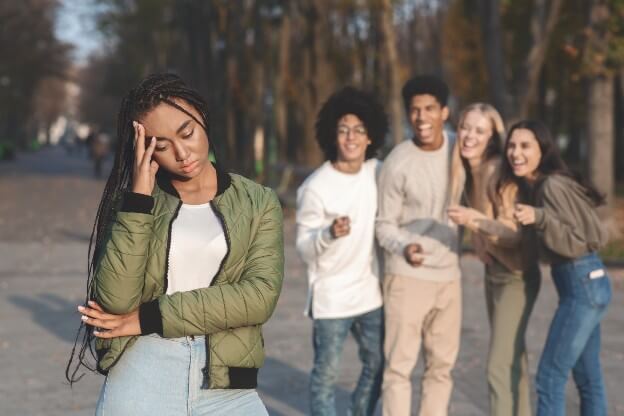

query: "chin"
(513, 169), (527, 178)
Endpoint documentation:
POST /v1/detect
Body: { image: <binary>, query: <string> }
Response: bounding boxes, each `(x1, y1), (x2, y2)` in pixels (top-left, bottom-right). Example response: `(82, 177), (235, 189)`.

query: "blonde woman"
(447, 103), (540, 416)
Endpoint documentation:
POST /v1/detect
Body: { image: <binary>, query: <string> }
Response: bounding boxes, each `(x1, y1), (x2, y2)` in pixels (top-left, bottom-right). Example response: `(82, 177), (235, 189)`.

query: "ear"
(441, 106), (450, 122)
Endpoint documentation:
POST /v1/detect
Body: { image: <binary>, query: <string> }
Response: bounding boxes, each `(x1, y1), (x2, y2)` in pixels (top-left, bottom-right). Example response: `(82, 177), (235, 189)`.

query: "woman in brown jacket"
(448, 103), (540, 416)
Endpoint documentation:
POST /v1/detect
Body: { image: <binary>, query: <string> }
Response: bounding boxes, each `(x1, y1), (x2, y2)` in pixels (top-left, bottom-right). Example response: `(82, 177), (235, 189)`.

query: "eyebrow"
(149, 119), (194, 141)
(338, 123), (365, 127)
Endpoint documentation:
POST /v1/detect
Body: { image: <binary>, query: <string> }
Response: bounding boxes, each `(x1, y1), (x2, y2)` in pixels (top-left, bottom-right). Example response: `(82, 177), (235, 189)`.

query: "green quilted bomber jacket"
(93, 164), (284, 389)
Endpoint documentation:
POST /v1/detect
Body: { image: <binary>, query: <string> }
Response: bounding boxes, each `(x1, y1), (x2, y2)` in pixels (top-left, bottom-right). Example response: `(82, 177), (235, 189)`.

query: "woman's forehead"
(141, 100), (200, 131)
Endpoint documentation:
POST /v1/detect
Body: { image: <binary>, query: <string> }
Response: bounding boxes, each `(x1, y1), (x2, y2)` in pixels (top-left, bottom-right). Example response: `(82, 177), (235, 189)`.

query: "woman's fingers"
(93, 329), (116, 339)
(134, 121), (146, 164)
(78, 305), (105, 319)
(142, 136), (156, 167)
(87, 300), (104, 312)
(81, 315), (117, 330)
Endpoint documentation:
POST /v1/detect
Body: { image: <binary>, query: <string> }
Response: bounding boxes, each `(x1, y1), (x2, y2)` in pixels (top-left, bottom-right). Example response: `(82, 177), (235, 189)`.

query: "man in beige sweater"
(376, 75), (460, 416)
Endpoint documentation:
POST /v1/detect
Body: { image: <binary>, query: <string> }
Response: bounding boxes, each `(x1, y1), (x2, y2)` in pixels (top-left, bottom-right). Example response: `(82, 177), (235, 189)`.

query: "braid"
(66, 73), (213, 384)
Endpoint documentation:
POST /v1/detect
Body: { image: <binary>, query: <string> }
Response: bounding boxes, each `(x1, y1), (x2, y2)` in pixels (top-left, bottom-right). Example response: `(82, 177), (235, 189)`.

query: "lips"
(181, 160), (199, 173)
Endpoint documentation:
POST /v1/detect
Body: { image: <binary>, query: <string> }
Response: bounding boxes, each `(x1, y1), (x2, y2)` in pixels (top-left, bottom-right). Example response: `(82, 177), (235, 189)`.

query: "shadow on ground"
(9, 293), (82, 344)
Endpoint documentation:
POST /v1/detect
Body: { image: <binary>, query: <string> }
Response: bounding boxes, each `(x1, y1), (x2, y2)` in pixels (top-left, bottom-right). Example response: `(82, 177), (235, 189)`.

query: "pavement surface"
(0, 146), (623, 415)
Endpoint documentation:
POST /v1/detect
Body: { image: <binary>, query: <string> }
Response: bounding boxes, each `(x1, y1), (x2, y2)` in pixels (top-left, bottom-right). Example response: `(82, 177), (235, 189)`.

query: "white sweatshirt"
(296, 159), (383, 319)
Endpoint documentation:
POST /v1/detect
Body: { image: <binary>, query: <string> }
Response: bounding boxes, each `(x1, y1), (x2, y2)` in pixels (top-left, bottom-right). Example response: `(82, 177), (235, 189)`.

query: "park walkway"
(0, 146), (622, 415)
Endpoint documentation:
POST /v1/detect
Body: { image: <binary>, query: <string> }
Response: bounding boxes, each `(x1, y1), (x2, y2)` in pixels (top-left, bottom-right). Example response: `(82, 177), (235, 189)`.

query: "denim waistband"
(145, 333), (206, 345)
(552, 252), (600, 271)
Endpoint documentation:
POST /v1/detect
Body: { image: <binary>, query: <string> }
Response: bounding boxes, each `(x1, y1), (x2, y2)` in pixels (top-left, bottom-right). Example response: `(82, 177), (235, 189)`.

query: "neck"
(332, 158), (364, 174)
(413, 133), (444, 151)
(467, 156), (483, 170)
(171, 161), (218, 202)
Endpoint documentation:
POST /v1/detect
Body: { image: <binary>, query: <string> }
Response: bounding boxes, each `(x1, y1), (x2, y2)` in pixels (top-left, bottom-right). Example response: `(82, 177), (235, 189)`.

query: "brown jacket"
(533, 174), (608, 263)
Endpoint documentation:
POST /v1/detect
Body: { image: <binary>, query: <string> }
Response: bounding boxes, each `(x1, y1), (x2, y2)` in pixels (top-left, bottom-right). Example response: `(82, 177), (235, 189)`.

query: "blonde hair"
(449, 103), (506, 207)
(457, 103), (505, 142)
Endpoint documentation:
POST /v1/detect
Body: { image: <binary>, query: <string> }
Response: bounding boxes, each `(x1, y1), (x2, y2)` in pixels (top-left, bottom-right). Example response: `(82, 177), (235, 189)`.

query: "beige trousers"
(382, 275), (462, 416)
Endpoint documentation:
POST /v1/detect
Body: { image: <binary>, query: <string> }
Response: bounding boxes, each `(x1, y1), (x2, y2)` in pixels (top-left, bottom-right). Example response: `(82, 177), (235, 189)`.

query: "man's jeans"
(536, 252), (612, 416)
(310, 307), (384, 416)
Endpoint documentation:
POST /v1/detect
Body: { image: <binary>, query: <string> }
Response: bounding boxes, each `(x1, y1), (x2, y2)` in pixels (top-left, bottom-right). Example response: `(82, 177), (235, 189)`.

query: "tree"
(478, 0), (564, 120)
(0, 0), (71, 147)
(583, 0), (624, 234)
(32, 76), (69, 144)
(380, 0), (403, 145)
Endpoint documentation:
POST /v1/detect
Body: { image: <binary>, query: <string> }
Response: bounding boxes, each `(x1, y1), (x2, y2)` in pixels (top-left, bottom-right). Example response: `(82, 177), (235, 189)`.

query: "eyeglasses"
(337, 125), (367, 137)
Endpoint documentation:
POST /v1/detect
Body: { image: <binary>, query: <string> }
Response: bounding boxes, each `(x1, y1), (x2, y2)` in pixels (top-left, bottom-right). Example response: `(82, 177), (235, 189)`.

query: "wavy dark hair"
(498, 119), (605, 205)
(315, 86), (388, 162)
(65, 73), (212, 384)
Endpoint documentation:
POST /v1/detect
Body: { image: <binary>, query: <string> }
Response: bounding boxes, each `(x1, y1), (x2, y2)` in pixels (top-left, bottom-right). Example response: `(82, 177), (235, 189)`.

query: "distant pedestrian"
(296, 87), (387, 416)
(91, 131), (110, 178)
(501, 120), (611, 416)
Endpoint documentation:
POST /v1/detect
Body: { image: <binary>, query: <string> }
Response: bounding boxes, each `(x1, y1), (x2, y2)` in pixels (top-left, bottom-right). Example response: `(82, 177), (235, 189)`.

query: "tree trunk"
(299, 0), (331, 167)
(479, 0), (563, 121)
(616, 70), (624, 182)
(478, 0), (510, 118)
(588, 75), (616, 228)
(586, 0), (616, 236)
(516, 0), (564, 119)
(274, 9), (291, 163)
(380, 0), (403, 145)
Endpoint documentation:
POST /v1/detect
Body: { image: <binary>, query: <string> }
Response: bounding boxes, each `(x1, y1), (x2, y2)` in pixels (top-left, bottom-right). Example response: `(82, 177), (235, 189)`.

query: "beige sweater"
(375, 136), (460, 281)
(461, 159), (526, 273)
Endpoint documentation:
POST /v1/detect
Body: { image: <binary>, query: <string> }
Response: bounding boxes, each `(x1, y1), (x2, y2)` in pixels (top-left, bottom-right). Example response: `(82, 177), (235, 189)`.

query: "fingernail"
(93, 331), (100, 335)
(88, 300), (95, 305)
(81, 315), (88, 321)
(77, 305), (85, 311)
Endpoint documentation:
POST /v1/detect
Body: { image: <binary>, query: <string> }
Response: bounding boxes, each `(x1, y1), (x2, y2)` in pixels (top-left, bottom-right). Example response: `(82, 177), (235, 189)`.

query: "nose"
(173, 141), (191, 162)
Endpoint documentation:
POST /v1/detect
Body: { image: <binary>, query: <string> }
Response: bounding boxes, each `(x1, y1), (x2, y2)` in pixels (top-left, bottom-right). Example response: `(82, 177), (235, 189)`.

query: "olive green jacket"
(94, 167), (284, 389)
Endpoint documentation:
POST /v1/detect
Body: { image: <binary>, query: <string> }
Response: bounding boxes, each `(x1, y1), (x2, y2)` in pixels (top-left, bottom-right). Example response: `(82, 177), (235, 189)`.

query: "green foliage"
(580, 0), (624, 77)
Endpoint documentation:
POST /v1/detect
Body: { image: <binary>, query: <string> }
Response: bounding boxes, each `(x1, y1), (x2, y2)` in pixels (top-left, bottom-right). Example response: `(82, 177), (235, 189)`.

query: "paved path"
(1, 146), (623, 415)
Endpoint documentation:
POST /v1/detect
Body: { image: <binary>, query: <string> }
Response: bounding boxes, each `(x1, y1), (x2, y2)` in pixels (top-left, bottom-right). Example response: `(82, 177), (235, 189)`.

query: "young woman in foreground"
(502, 120), (611, 416)
(448, 104), (540, 415)
(67, 73), (284, 415)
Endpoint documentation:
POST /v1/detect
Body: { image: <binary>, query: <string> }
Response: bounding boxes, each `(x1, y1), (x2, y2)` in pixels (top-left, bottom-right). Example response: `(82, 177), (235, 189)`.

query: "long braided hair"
(66, 73), (213, 383)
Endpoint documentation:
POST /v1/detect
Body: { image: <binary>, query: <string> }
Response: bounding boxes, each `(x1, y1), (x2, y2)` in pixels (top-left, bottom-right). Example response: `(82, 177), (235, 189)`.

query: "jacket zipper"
(163, 200), (183, 294)
(201, 200), (231, 388)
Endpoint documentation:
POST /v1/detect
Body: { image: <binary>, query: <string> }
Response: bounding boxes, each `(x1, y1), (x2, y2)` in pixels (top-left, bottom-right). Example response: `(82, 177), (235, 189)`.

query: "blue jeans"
(96, 334), (268, 416)
(536, 253), (612, 416)
(310, 307), (384, 416)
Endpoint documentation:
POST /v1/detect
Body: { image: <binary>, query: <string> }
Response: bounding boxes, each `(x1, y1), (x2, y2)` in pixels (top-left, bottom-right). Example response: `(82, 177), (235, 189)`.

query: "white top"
(296, 159), (383, 319)
(375, 134), (461, 281)
(167, 202), (227, 295)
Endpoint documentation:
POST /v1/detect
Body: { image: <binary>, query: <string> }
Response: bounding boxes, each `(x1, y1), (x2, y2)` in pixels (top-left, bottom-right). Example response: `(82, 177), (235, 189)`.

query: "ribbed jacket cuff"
(139, 299), (163, 335)
(121, 192), (154, 214)
(534, 208), (546, 230)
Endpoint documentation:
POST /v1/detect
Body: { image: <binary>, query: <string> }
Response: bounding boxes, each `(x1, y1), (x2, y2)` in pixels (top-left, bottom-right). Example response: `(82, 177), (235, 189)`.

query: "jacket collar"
(156, 160), (232, 199)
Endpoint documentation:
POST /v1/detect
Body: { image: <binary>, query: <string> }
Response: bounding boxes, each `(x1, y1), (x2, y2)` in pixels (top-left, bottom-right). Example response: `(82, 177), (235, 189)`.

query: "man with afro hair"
(296, 86), (388, 416)
(376, 75), (461, 416)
